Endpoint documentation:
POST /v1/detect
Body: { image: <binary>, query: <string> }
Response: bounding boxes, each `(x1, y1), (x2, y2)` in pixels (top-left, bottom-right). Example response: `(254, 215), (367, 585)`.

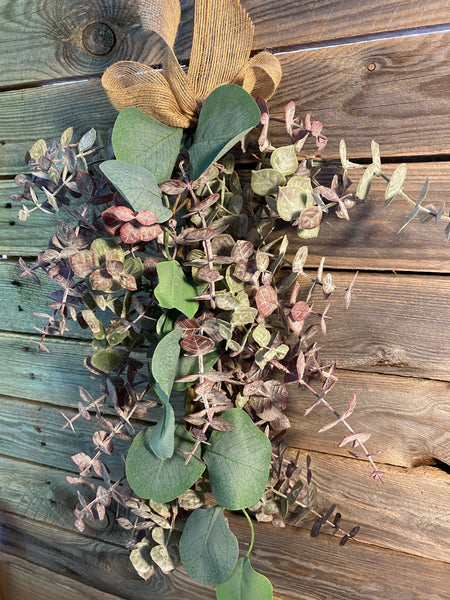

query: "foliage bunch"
(13, 81), (445, 597)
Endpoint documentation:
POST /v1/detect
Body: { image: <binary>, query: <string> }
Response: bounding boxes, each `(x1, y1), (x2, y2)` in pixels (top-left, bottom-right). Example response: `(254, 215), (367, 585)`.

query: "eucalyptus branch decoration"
(12, 0), (449, 598)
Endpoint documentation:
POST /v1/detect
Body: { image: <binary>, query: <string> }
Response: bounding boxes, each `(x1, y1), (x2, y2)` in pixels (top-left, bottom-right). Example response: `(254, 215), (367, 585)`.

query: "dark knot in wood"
(82, 22), (116, 56)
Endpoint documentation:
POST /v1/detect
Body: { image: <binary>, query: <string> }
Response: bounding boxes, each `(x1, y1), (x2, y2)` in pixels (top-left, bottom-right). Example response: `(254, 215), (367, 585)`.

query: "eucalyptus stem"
(242, 508), (255, 556)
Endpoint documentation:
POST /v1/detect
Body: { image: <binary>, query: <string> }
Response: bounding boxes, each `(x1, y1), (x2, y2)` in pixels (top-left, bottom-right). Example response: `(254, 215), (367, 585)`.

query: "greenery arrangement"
(11, 0), (449, 597)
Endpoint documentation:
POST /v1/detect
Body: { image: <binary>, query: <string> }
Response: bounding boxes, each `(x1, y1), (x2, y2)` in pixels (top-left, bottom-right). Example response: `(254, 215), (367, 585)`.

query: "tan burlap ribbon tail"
(101, 0), (282, 128)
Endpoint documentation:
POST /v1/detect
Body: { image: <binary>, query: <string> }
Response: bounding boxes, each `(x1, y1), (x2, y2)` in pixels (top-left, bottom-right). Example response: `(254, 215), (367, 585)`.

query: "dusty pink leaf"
(159, 179), (188, 195)
(298, 206), (322, 230)
(209, 418), (236, 432)
(105, 258), (124, 276)
(338, 432), (372, 448)
(181, 334), (215, 356)
(296, 352), (306, 380)
(93, 430), (114, 455)
(96, 485), (111, 506)
(120, 222), (142, 244)
(120, 272), (137, 291)
(290, 301), (311, 322)
(139, 224), (163, 242)
(342, 393), (357, 420)
(71, 452), (91, 470)
(255, 285), (278, 317)
(231, 240), (254, 262)
(135, 210), (158, 226)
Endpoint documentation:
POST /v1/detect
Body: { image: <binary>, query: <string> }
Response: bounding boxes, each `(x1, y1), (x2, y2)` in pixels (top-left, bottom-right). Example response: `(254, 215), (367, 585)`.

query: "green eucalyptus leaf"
(150, 328), (182, 459)
(371, 140), (382, 176)
(203, 408), (272, 510)
(149, 402), (175, 459)
(297, 224), (320, 239)
(152, 328), (182, 402)
(129, 538), (155, 581)
(231, 307), (258, 326)
(91, 238), (125, 263)
(99, 160), (172, 221)
(189, 84), (261, 181)
(216, 556), (273, 600)
(112, 107), (183, 183)
(126, 423), (205, 502)
(154, 261), (199, 318)
(80, 309), (105, 340)
(90, 348), (124, 373)
(179, 506), (239, 586)
(251, 169), (285, 196)
(270, 145), (298, 175)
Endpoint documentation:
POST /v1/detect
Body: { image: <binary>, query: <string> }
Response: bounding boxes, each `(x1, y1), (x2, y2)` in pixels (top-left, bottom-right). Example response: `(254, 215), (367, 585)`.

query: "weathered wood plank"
(0, 332), (185, 420)
(286, 162), (450, 273)
(0, 551), (123, 600)
(0, 79), (117, 176)
(1, 504), (449, 600)
(285, 450), (450, 563)
(269, 31), (450, 158)
(286, 370), (450, 468)
(298, 270), (450, 382)
(0, 396), (138, 478)
(3, 161), (450, 271)
(1, 32), (449, 176)
(1, 440), (449, 563)
(1, 0), (448, 87)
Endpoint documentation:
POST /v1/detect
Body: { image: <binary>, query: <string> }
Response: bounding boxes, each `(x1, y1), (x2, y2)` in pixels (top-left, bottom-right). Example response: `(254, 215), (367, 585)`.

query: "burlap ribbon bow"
(101, 0), (282, 128)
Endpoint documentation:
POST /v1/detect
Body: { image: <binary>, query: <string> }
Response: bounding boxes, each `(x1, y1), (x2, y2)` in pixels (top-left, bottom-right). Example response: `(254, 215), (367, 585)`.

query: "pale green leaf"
(356, 164), (377, 201)
(126, 423), (205, 502)
(154, 261), (199, 318)
(99, 160), (172, 221)
(251, 169), (285, 196)
(189, 84), (261, 181)
(78, 128), (96, 153)
(270, 145), (298, 175)
(112, 107), (182, 183)
(203, 408), (272, 510)
(129, 538), (155, 581)
(216, 556), (273, 600)
(371, 140), (382, 176)
(385, 163), (407, 205)
(29, 138), (47, 159)
(252, 325), (271, 347)
(179, 506), (239, 586)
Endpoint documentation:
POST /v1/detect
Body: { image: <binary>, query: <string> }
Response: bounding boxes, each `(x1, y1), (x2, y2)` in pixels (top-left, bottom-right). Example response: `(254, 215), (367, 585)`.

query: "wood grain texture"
(1, 32), (449, 176)
(286, 370), (450, 468)
(286, 162), (450, 273)
(297, 270), (450, 381)
(283, 450), (450, 563)
(0, 396), (138, 478)
(269, 31), (450, 158)
(0, 332), (185, 421)
(0, 551), (123, 600)
(0, 0), (449, 86)
(1, 501), (449, 600)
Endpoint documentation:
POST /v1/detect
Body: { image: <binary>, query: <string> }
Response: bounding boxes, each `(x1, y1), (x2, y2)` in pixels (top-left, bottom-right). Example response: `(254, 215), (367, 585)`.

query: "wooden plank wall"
(1, 1), (449, 598)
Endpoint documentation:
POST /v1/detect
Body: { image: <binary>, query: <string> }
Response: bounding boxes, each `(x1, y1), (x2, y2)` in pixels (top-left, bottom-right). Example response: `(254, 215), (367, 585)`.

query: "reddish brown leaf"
(69, 250), (96, 277)
(184, 193), (220, 216)
(174, 316), (200, 334)
(209, 418), (236, 431)
(177, 227), (216, 244)
(105, 259), (124, 276)
(298, 206), (322, 230)
(255, 285), (278, 317)
(342, 393), (357, 420)
(233, 260), (258, 282)
(119, 272), (138, 291)
(197, 266), (224, 283)
(296, 352), (306, 380)
(290, 301), (311, 322)
(181, 334), (215, 356)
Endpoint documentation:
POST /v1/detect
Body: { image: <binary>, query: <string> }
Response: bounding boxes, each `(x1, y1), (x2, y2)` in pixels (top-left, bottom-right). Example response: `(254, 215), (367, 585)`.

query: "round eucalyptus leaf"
(179, 506), (239, 586)
(203, 408), (272, 510)
(216, 556), (273, 600)
(126, 423), (205, 502)
(270, 145), (298, 175)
